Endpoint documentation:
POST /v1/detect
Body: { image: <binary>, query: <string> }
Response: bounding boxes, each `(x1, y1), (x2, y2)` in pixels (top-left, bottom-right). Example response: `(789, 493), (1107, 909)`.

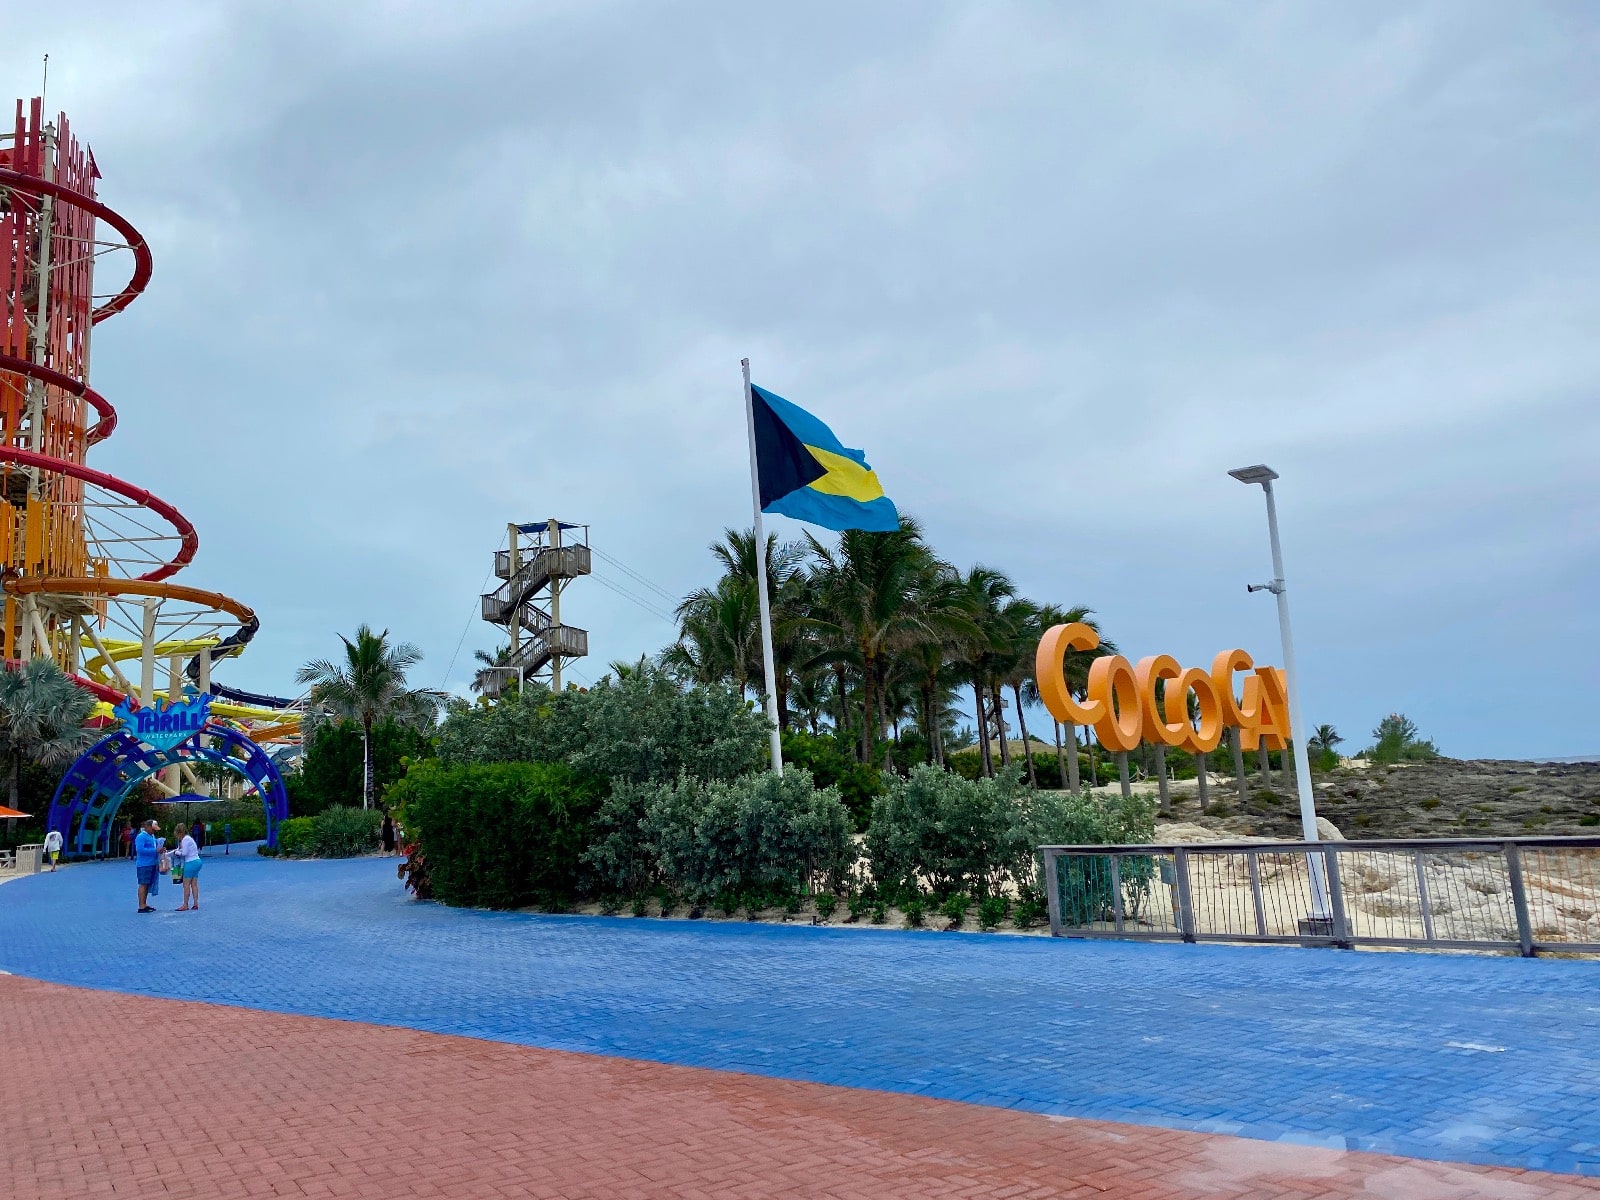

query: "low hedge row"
(266, 806), (383, 858)
(389, 756), (1154, 920)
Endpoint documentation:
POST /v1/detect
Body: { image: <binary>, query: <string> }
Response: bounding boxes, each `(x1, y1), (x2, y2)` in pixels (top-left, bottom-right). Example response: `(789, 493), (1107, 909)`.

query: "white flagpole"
(742, 358), (784, 775)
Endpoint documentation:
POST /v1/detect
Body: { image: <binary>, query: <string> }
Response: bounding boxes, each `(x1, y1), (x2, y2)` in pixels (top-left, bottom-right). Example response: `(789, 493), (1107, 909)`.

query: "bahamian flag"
(750, 384), (899, 533)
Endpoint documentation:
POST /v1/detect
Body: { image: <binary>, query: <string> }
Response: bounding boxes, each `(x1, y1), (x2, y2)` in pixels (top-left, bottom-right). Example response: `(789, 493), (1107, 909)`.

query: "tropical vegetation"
(295, 625), (445, 807)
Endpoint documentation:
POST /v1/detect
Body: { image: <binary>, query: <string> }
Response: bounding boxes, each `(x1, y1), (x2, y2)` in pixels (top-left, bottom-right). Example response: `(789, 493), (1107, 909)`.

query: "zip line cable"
(442, 549), (499, 690)
(589, 571), (676, 623)
(590, 546), (680, 604)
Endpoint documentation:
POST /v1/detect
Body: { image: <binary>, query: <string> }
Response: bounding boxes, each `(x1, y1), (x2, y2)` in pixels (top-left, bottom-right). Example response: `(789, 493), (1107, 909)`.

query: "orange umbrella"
(0, 806), (31, 819)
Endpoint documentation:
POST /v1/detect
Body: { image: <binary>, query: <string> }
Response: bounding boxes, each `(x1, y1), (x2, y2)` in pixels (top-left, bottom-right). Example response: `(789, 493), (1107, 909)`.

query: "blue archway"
(48, 722), (288, 858)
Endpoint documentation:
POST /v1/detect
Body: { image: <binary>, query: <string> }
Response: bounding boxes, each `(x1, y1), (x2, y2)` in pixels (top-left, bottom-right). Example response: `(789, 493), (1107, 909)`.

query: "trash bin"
(16, 844), (43, 873)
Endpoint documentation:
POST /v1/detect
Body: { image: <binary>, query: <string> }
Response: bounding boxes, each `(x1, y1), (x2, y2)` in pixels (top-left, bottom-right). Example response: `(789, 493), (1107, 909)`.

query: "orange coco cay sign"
(1034, 623), (1291, 755)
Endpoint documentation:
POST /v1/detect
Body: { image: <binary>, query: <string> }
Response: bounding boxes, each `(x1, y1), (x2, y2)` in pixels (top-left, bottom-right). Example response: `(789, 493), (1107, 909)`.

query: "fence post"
(1173, 847), (1196, 943)
(1246, 851), (1267, 936)
(1413, 851), (1435, 943)
(1323, 846), (1351, 947)
(1109, 854), (1124, 932)
(1043, 849), (1063, 937)
(1504, 842), (1535, 957)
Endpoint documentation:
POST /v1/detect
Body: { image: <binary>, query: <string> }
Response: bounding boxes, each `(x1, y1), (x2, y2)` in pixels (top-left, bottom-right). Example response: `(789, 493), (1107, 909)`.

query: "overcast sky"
(6, 2), (1596, 758)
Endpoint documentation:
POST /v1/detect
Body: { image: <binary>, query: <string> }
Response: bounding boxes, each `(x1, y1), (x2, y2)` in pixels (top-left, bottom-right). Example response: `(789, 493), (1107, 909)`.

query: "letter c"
(1035, 622), (1105, 726)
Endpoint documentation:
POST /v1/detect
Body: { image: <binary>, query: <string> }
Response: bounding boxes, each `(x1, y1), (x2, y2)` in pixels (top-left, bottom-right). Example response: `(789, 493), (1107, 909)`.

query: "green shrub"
(1012, 884), (1047, 929)
(846, 890), (871, 923)
(978, 894), (1009, 931)
(902, 893), (926, 928)
(869, 762), (1155, 927)
(940, 893), (969, 929)
(435, 666), (769, 786)
(638, 767), (856, 904)
(308, 806), (383, 857)
(276, 817), (315, 856)
(781, 730), (883, 830)
(815, 892), (839, 921)
(389, 760), (604, 909)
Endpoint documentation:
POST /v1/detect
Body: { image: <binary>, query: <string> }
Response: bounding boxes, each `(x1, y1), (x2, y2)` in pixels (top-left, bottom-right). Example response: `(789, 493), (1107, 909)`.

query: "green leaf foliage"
(781, 729), (883, 830)
(868, 763), (1155, 903)
(273, 807), (382, 857)
(436, 665), (768, 787)
(276, 817), (315, 856)
(587, 767), (856, 906)
(289, 719), (433, 816)
(390, 761), (605, 909)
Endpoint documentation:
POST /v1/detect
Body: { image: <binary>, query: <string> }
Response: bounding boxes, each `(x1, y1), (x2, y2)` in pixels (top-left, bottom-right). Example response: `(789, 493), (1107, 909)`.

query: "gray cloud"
(7, 1), (1596, 755)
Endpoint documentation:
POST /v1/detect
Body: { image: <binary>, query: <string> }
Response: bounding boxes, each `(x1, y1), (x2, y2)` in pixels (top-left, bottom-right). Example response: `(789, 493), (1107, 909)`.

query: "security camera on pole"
(1229, 464), (1331, 925)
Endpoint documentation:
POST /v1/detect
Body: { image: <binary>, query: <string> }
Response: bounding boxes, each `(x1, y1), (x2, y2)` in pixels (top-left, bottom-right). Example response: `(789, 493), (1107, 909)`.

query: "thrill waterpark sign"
(112, 694), (213, 753)
(1035, 622), (1290, 754)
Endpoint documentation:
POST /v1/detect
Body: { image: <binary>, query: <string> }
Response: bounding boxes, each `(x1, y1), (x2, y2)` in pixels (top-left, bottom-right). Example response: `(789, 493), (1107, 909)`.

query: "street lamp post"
(1229, 464), (1331, 922)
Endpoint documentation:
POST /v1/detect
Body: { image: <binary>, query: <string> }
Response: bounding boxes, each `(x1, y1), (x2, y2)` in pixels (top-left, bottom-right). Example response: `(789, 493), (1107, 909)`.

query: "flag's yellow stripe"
(805, 445), (886, 503)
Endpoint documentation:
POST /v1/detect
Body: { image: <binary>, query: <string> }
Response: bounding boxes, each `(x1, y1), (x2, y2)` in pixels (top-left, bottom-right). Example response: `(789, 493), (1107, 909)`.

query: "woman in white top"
(174, 823), (203, 911)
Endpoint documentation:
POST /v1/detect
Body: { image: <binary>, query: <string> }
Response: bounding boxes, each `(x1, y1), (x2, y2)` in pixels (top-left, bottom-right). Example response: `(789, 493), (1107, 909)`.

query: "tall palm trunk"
(8, 749), (19, 813)
(972, 680), (992, 777)
(1064, 721), (1080, 792)
(991, 682), (1011, 768)
(362, 714), (373, 809)
(1011, 682), (1037, 787)
(859, 650), (875, 763)
(878, 679), (894, 773)
(1053, 720), (1066, 788)
(833, 664), (848, 741)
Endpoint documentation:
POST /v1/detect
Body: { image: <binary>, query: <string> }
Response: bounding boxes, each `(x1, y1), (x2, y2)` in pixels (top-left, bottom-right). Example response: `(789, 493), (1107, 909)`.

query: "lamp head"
(1228, 464), (1279, 486)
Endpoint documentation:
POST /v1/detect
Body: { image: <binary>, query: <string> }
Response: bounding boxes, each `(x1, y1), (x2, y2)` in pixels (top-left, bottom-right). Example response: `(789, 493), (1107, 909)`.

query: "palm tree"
(296, 625), (445, 808)
(471, 645), (514, 694)
(0, 660), (96, 811)
(1309, 724), (1343, 754)
(952, 566), (1016, 777)
(1023, 605), (1114, 791)
(804, 517), (971, 765)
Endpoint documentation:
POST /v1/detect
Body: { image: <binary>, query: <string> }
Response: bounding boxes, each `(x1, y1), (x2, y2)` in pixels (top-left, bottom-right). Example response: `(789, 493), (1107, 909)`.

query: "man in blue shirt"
(134, 820), (160, 913)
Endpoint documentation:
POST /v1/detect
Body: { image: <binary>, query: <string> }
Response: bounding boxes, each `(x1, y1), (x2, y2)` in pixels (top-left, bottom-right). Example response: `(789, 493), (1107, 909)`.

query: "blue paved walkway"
(2, 852), (1597, 1175)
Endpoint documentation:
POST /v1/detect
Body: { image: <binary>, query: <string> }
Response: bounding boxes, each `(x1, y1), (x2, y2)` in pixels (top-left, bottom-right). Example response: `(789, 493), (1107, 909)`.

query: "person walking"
(174, 823), (202, 911)
(134, 819), (159, 913)
(380, 814), (397, 856)
(43, 828), (62, 871)
(193, 819), (207, 855)
(120, 823), (134, 860)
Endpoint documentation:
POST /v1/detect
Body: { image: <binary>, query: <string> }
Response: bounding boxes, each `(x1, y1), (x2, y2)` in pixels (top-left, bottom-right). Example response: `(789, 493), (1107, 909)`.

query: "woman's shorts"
(136, 864), (156, 887)
(182, 858), (202, 878)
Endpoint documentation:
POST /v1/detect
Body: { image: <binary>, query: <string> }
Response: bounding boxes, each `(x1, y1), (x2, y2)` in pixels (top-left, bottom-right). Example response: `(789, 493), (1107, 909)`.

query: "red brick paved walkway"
(2, 975), (1595, 1200)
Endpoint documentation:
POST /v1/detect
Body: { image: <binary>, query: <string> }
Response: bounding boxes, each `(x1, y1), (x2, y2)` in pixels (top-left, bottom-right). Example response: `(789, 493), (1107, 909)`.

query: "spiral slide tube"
(0, 99), (295, 734)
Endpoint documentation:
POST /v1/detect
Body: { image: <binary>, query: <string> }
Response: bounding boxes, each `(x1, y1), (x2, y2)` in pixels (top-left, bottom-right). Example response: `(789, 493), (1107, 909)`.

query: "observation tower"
(1, 97), (298, 853)
(480, 519), (590, 696)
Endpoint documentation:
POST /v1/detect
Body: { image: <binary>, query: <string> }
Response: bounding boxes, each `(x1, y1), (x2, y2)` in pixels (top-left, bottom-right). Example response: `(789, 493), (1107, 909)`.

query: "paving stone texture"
(4, 975), (1598, 1200)
(1, 852), (1598, 1187)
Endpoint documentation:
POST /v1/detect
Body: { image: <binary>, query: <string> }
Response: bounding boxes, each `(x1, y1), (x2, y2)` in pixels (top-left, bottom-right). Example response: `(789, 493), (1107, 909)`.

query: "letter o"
(1035, 622), (1105, 727)
(1173, 667), (1223, 754)
(1088, 654), (1142, 753)
(1134, 654), (1187, 748)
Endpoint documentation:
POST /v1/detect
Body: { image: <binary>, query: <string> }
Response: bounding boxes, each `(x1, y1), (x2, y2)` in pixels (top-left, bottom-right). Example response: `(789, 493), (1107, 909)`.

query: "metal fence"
(1039, 837), (1600, 956)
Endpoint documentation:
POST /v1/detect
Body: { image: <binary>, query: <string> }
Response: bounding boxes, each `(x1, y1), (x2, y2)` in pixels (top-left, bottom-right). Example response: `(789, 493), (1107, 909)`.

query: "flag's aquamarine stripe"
(765, 487), (899, 533)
